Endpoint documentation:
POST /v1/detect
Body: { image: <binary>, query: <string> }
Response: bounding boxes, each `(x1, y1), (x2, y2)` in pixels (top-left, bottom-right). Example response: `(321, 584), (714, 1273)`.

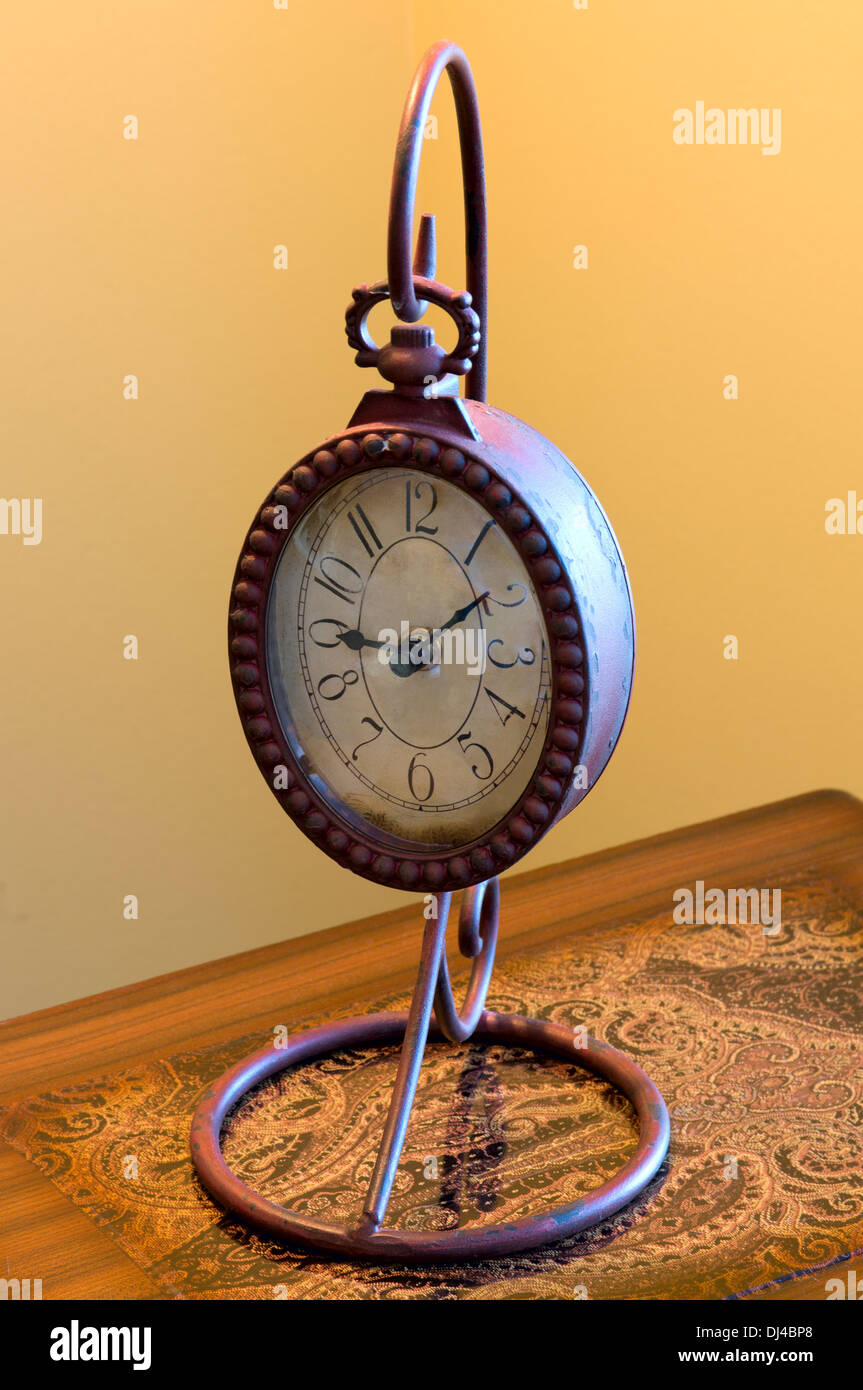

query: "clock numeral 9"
(407, 752), (434, 802)
(308, 617), (350, 648)
(317, 669), (359, 701)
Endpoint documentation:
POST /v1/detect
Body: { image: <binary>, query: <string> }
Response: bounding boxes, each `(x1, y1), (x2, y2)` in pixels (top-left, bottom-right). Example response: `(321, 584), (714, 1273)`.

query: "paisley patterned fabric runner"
(1, 879), (861, 1299)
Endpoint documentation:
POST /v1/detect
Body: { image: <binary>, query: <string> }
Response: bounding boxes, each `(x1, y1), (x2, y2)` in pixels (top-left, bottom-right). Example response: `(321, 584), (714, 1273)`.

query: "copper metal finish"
(192, 40), (670, 1262)
(387, 40), (488, 400)
(191, 883), (670, 1262)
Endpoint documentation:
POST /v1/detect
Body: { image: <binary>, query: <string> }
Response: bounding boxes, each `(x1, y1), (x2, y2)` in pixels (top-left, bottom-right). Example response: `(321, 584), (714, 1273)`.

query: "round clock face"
(266, 466), (551, 851)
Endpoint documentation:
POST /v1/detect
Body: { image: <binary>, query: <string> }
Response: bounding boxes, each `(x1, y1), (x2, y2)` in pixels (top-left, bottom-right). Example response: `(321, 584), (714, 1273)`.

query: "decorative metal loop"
(387, 40), (488, 401)
(345, 275), (480, 376)
(434, 878), (499, 1044)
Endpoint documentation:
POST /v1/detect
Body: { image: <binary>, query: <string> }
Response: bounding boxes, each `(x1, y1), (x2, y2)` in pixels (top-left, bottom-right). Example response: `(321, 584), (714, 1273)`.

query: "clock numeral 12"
(405, 481), (438, 535)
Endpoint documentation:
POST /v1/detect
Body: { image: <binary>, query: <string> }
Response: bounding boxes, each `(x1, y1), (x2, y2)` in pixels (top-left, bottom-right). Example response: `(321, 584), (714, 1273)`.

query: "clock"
(230, 307), (634, 894)
(194, 39), (667, 1265)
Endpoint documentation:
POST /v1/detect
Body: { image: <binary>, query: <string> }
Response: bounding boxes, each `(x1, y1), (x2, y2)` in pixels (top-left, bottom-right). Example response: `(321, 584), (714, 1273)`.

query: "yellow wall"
(2, 1), (861, 1017)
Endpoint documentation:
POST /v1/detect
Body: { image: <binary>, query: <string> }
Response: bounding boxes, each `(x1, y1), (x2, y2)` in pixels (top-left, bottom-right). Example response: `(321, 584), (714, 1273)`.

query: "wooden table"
(2, 789), (861, 1300)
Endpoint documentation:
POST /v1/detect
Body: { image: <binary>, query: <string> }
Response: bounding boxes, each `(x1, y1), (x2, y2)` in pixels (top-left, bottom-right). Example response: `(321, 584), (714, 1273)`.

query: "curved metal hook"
(387, 40), (488, 402)
(345, 275), (481, 377)
(434, 878), (500, 1044)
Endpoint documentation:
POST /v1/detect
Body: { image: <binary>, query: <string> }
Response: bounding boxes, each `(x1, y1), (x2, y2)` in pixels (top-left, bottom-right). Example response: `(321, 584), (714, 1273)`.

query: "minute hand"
(392, 591), (491, 679)
(438, 590), (490, 633)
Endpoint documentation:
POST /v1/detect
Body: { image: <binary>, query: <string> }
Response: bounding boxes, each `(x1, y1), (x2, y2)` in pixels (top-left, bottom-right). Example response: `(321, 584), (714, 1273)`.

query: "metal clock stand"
(190, 42), (670, 1263)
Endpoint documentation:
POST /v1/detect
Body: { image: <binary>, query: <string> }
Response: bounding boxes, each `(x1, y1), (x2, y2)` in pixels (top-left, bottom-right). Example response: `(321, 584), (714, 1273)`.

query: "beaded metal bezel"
(229, 428), (587, 892)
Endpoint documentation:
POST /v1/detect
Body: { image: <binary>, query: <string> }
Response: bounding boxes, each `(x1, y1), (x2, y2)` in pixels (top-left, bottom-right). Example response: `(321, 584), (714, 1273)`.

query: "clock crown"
(375, 324), (454, 395)
(390, 325), (434, 350)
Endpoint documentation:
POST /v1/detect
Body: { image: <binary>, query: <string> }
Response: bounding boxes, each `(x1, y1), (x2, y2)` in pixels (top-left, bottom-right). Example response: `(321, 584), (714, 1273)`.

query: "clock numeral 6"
(317, 669), (359, 701)
(407, 752), (434, 802)
(456, 730), (494, 780)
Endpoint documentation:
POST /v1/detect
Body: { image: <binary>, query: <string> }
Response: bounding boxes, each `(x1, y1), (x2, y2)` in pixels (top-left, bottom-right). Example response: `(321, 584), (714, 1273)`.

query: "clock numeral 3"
(487, 639), (536, 669)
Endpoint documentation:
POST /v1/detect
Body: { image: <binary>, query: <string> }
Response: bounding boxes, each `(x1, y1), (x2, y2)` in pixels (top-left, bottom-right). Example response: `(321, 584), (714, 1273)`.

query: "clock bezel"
(229, 425), (587, 893)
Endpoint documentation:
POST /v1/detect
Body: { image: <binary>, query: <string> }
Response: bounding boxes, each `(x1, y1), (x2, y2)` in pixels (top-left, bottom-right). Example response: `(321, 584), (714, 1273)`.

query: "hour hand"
(335, 627), (385, 652)
(337, 625), (413, 675)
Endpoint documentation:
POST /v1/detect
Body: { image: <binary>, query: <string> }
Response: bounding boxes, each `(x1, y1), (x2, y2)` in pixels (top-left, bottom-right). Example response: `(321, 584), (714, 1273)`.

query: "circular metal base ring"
(190, 1009), (670, 1263)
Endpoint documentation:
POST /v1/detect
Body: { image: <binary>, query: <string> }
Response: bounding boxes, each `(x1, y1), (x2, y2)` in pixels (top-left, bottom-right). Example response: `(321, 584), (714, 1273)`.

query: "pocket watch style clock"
(191, 41), (670, 1263)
